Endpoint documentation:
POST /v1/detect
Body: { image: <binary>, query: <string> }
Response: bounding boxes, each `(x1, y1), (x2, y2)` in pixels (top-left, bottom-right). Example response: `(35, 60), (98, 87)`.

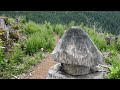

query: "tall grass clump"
(26, 31), (54, 54)
(25, 22), (55, 55)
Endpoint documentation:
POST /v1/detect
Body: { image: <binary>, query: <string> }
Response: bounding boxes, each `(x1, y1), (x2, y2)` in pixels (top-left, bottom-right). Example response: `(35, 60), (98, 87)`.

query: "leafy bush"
(54, 24), (65, 37)
(23, 21), (41, 35)
(108, 65), (120, 79)
(9, 45), (24, 65)
(83, 26), (120, 52)
(67, 21), (76, 28)
(19, 16), (27, 23)
(83, 27), (107, 51)
(108, 59), (120, 79)
(26, 31), (55, 54)
(0, 48), (4, 62)
(104, 55), (120, 79)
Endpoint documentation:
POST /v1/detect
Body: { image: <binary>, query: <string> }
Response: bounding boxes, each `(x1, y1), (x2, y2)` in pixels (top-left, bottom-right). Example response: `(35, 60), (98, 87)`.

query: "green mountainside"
(0, 11), (120, 35)
(0, 12), (120, 79)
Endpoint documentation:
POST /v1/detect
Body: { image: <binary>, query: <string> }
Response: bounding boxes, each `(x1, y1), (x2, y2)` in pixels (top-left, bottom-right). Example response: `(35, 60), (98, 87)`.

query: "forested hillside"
(0, 11), (120, 35)
(1, 12), (120, 79)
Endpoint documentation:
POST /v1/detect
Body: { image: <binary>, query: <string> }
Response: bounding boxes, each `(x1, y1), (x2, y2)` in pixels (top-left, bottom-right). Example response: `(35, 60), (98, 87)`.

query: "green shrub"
(54, 24), (65, 37)
(23, 21), (41, 35)
(83, 27), (107, 51)
(19, 16), (27, 23)
(108, 65), (120, 79)
(24, 21), (55, 54)
(104, 55), (120, 79)
(43, 21), (53, 30)
(0, 48), (4, 62)
(108, 58), (120, 79)
(9, 45), (24, 65)
(67, 21), (76, 28)
(26, 30), (55, 54)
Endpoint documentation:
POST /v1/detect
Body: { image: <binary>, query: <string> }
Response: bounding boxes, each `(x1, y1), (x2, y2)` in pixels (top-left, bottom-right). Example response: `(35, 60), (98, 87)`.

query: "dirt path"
(22, 33), (59, 79)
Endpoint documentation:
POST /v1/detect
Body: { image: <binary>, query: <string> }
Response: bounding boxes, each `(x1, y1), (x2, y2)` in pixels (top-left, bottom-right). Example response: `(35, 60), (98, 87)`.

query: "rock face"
(46, 26), (106, 79)
(46, 63), (106, 79)
(52, 26), (103, 67)
(0, 17), (7, 29)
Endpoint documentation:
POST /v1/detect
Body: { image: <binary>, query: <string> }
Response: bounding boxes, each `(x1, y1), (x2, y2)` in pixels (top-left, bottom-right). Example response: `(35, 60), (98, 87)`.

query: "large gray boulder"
(47, 26), (106, 78)
(52, 26), (104, 67)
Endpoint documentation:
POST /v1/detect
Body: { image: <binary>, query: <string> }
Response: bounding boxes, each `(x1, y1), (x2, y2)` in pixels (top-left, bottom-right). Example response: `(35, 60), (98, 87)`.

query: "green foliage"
(0, 17), (56, 78)
(109, 65), (120, 79)
(11, 23), (21, 29)
(67, 21), (76, 28)
(106, 56), (120, 79)
(0, 48), (4, 61)
(5, 17), (15, 25)
(1, 11), (120, 35)
(54, 24), (65, 37)
(19, 16), (27, 23)
(26, 31), (54, 54)
(104, 54), (120, 79)
(83, 26), (120, 53)
(25, 21), (55, 54)
(23, 21), (41, 35)
(9, 45), (24, 64)
(2, 14), (120, 79)
(83, 26), (107, 51)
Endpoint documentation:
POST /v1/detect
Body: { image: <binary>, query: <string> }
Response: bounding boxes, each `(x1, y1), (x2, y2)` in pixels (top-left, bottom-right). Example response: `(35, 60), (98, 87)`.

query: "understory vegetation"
(81, 25), (120, 79)
(0, 17), (55, 78)
(0, 13), (120, 79)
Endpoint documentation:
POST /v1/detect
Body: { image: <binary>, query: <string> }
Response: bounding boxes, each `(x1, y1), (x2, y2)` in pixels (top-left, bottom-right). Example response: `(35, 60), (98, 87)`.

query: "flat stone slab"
(46, 63), (107, 79)
(62, 63), (90, 75)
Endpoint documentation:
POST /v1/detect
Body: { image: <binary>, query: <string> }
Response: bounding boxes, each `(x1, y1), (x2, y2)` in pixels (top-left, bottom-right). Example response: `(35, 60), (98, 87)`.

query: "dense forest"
(0, 11), (120, 35)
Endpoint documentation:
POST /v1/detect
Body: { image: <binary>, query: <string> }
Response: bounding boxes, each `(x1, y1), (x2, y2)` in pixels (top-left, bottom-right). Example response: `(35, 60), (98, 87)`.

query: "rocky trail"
(20, 33), (60, 79)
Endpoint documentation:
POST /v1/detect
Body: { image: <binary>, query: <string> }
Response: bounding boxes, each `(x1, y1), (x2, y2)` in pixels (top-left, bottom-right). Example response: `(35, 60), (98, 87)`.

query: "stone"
(62, 64), (90, 75)
(46, 63), (106, 79)
(47, 26), (106, 79)
(52, 26), (104, 67)
(52, 27), (103, 67)
(0, 17), (6, 29)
